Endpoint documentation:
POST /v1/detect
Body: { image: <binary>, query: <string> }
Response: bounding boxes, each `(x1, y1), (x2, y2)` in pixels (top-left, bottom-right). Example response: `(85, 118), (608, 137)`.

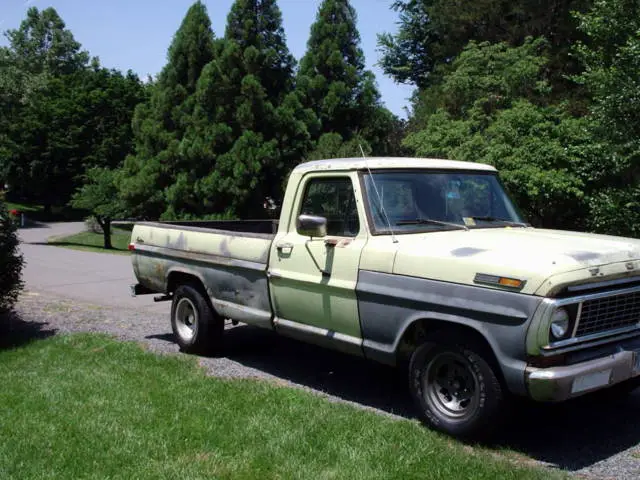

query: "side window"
(299, 177), (360, 237)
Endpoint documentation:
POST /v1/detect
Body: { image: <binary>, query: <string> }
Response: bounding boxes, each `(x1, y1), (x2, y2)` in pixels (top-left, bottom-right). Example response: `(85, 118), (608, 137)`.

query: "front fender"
(356, 270), (543, 395)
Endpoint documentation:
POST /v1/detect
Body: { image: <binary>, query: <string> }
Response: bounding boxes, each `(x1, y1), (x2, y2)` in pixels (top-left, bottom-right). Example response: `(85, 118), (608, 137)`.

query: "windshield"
(362, 170), (526, 233)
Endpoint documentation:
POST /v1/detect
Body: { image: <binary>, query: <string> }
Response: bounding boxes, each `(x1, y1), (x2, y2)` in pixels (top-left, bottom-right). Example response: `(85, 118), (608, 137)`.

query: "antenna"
(359, 145), (398, 244)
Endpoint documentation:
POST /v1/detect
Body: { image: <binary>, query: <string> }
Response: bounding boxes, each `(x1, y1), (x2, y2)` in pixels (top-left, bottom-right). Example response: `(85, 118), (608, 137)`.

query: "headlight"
(550, 308), (570, 340)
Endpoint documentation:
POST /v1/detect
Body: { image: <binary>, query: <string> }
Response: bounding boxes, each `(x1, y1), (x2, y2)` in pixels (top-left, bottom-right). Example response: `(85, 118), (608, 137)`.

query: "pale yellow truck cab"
(130, 157), (640, 439)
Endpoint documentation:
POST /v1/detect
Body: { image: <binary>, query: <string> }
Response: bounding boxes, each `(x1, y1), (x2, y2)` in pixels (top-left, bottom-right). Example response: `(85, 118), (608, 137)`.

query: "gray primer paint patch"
(568, 251), (602, 262)
(451, 247), (488, 257)
(355, 270), (543, 396)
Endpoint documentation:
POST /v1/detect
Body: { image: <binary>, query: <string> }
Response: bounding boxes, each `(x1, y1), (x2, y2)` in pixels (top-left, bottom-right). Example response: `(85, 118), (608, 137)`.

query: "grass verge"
(3, 201), (44, 213)
(0, 334), (562, 480)
(48, 229), (131, 254)
(3, 201), (86, 221)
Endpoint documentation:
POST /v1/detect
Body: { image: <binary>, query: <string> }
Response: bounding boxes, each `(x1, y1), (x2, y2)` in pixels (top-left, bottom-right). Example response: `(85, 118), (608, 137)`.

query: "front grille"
(576, 291), (640, 336)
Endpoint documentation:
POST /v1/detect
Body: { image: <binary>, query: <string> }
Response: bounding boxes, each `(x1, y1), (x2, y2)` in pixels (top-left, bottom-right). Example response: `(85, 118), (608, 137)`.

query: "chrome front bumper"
(526, 349), (640, 402)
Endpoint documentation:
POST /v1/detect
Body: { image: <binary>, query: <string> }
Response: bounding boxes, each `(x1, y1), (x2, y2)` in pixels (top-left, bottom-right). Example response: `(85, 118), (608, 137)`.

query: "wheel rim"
(174, 297), (198, 341)
(423, 351), (480, 421)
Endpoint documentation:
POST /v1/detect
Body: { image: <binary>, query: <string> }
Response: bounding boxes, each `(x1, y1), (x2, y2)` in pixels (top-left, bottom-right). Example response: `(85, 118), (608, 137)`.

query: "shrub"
(85, 216), (103, 234)
(0, 200), (24, 312)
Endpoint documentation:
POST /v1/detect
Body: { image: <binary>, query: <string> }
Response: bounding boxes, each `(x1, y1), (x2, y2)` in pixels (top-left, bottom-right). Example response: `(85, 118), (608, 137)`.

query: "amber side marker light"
(499, 277), (523, 288)
(474, 273), (525, 290)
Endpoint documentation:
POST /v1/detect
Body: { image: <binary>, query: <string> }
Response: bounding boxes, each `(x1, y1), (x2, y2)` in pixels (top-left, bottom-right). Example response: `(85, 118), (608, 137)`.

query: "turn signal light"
(498, 277), (523, 288)
(474, 273), (526, 290)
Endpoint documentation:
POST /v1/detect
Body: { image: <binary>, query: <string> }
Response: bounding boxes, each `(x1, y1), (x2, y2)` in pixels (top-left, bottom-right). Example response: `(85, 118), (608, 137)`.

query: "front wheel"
(171, 283), (223, 355)
(409, 336), (505, 440)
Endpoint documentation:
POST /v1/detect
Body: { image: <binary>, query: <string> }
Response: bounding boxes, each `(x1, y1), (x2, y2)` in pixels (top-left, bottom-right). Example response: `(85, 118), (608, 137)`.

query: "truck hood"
(391, 227), (640, 296)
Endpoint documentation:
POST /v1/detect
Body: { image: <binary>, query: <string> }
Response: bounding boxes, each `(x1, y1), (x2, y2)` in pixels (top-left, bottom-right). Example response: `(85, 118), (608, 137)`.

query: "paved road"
(18, 222), (168, 314)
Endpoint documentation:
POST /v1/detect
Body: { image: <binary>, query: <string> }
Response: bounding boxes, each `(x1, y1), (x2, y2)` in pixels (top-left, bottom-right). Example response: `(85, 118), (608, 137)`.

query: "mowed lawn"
(48, 229), (131, 254)
(0, 334), (562, 480)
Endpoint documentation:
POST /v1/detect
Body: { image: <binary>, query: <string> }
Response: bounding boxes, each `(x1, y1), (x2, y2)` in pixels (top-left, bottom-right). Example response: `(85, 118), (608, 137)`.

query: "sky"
(0, 0), (415, 118)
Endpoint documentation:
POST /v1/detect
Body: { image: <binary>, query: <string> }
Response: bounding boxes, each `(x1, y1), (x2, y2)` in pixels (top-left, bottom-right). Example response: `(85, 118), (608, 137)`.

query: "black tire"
(170, 283), (223, 355)
(409, 334), (505, 441)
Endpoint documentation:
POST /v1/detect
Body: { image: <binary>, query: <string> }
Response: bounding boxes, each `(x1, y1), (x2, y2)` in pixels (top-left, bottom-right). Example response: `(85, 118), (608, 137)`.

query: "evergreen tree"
(180, 0), (316, 219)
(119, 1), (216, 219)
(296, 0), (397, 157)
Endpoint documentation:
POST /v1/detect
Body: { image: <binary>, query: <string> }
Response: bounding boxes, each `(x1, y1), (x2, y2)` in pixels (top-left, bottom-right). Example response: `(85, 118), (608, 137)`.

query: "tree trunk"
(97, 217), (113, 249)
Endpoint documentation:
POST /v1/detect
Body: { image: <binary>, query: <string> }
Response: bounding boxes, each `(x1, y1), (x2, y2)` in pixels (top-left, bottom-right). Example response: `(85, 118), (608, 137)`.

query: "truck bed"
(130, 220), (276, 329)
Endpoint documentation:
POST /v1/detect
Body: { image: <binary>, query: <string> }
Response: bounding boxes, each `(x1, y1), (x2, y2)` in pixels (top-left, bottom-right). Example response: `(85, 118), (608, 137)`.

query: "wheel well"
(397, 319), (504, 383)
(167, 271), (206, 296)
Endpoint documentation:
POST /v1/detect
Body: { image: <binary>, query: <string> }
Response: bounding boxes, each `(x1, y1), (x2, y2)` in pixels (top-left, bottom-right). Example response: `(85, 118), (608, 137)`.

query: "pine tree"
(182, 0), (316, 219)
(118, 1), (216, 219)
(296, 0), (396, 156)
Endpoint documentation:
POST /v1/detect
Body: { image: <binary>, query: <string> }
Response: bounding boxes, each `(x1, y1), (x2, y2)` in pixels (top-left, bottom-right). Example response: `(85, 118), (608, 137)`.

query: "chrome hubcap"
(175, 298), (197, 341)
(424, 352), (479, 419)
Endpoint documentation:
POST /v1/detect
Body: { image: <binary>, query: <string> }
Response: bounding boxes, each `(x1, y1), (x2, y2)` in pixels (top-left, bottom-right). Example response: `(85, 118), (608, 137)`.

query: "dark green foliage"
(297, 0), (398, 157)
(403, 40), (591, 229)
(173, 0), (317, 219)
(2, 68), (144, 210)
(0, 7), (144, 212)
(3, 6), (89, 76)
(0, 7), (88, 209)
(0, 201), (24, 312)
(118, 1), (217, 219)
(379, 0), (592, 89)
(572, 0), (640, 236)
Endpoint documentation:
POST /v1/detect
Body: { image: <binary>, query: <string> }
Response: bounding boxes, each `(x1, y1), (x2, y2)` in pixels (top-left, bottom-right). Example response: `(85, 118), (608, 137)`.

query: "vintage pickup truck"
(130, 157), (640, 439)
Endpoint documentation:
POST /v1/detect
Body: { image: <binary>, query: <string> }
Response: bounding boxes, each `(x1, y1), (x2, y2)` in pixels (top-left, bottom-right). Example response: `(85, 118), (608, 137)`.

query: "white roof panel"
(293, 157), (496, 174)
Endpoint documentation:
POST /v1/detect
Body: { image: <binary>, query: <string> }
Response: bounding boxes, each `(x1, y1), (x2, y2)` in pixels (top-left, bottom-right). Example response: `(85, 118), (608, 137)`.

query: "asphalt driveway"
(18, 222), (167, 313)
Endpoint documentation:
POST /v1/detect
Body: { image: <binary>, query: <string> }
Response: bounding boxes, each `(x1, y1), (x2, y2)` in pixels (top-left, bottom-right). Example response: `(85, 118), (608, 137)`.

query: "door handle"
(276, 242), (294, 252)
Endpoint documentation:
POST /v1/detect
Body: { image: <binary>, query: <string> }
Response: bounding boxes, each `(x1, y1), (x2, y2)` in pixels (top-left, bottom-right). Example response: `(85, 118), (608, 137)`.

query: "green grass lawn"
(3, 201), (44, 213)
(0, 334), (562, 480)
(48, 229), (131, 254)
(2, 199), (87, 221)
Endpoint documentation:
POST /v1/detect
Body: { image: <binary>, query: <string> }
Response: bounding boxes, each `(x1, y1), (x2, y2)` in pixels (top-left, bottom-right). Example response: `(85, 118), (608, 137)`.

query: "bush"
(85, 216), (103, 234)
(0, 200), (24, 312)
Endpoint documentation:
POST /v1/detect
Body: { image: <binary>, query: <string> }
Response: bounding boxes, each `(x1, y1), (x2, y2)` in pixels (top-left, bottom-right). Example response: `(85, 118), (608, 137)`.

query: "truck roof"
(293, 157), (497, 174)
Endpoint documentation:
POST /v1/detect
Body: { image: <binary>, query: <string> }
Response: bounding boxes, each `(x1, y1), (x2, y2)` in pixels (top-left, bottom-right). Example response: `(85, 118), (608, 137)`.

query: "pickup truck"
(130, 156), (640, 439)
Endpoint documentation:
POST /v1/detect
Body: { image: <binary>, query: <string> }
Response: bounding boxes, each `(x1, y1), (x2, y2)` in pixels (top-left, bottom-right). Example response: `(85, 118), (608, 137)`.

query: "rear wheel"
(171, 283), (223, 355)
(409, 334), (505, 440)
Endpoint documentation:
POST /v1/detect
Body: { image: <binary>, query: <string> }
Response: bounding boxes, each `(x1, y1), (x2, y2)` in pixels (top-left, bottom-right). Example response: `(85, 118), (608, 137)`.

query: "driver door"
(268, 173), (367, 354)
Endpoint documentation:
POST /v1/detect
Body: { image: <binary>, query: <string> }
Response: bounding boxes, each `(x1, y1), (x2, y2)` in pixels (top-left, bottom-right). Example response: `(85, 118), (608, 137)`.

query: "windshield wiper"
(469, 216), (528, 227)
(396, 218), (469, 231)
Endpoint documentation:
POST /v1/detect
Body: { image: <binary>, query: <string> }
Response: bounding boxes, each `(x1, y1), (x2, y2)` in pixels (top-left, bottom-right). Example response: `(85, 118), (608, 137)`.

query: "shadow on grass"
(0, 310), (56, 350)
(150, 324), (418, 417)
(149, 323), (640, 472)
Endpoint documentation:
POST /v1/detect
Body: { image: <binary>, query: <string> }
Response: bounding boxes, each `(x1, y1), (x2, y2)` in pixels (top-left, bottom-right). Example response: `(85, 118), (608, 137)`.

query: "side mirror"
(297, 214), (327, 238)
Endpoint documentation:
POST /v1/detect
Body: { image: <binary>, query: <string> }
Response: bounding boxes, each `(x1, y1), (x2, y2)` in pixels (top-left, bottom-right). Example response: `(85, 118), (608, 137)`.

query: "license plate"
(571, 370), (612, 394)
